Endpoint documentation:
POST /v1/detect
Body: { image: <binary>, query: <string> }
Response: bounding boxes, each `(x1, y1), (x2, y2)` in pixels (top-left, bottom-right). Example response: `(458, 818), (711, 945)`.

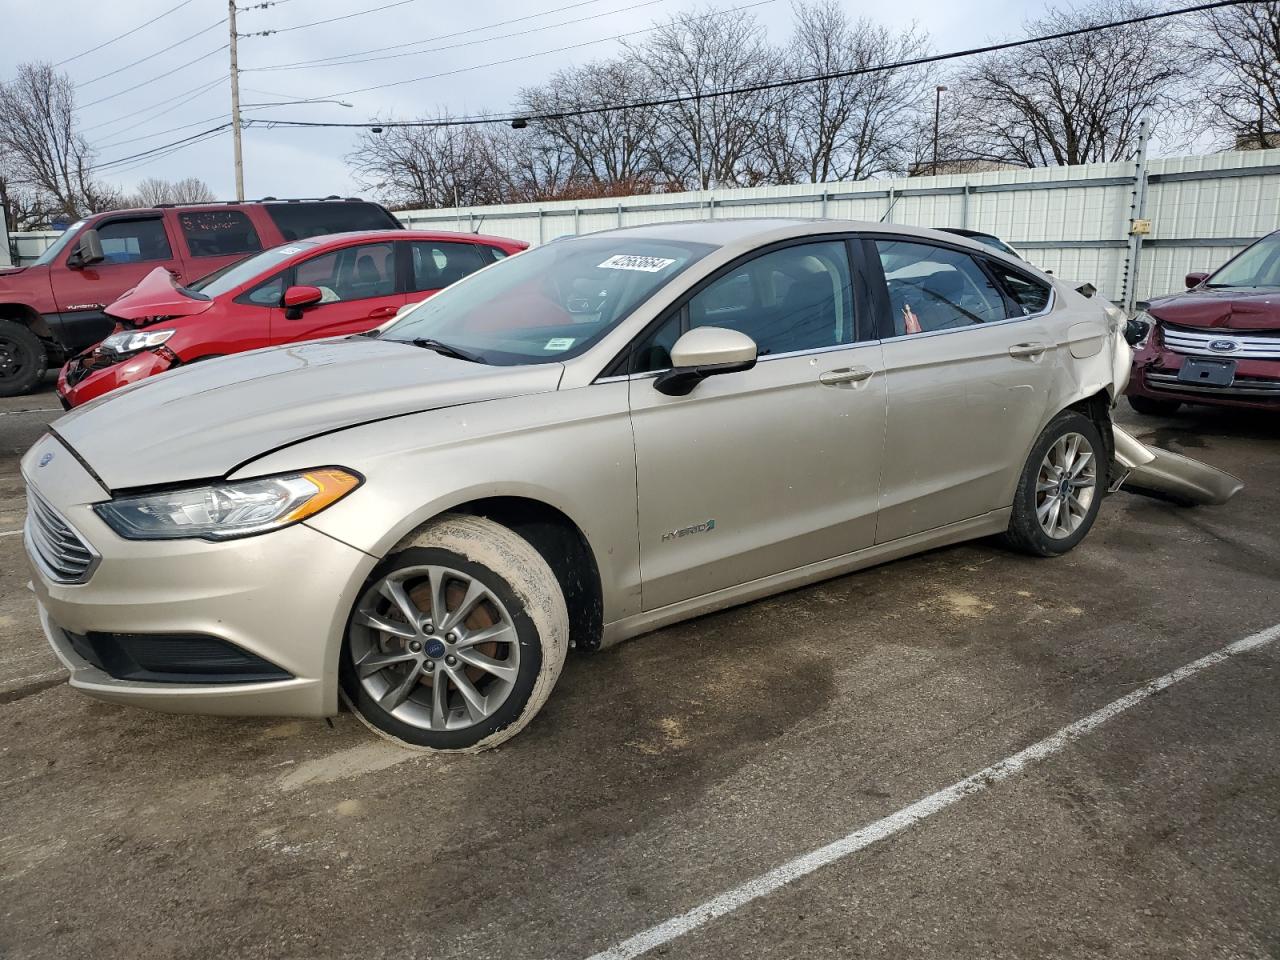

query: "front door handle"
(1009, 342), (1048, 358)
(819, 366), (874, 386)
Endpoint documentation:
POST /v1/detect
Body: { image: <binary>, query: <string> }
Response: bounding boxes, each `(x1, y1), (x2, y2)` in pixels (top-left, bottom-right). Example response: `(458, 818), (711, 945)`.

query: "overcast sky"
(7, 0), (1043, 201)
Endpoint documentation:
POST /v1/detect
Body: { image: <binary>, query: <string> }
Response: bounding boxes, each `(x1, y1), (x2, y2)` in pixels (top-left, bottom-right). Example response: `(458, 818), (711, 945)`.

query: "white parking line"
(0, 530), (23, 538)
(0, 408), (61, 417)
(586, 622), (1280, 960)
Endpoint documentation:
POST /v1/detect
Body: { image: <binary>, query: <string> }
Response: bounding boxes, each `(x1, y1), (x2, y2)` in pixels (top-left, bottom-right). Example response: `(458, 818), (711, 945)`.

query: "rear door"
(172, 208), (264, 284)
(626, 238), (888, 610)
(51, 214), (181, 352)
(867, 236), (1058, 543)
(270, 240), (407, 344)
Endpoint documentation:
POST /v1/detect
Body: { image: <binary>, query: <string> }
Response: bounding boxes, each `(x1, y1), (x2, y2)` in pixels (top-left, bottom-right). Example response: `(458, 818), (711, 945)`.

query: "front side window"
(34, 222), (84, 266)
(96, 218), (172, 264)
(410, 241), (487, 292)
(295, 242), (397, 302)
(179, 210), (262, 258)
(383, 237), (712, 365)
(631, 241), (854, 373)
(876, 240), (1006, 335)
(189, 240), (317, 299)
(1207, 233), (1280, 288)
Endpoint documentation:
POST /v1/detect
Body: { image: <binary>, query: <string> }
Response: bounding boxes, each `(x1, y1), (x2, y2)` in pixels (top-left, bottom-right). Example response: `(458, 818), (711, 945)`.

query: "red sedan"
(57, 229), (527, 408)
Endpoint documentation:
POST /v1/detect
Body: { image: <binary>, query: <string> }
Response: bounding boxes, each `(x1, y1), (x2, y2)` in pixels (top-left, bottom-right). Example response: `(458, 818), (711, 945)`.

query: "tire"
(340, 513), (569, 752)
(1127, 395), (1181, 416)
(1003, 410), (1107, 558)
(0, 320), (48, 397)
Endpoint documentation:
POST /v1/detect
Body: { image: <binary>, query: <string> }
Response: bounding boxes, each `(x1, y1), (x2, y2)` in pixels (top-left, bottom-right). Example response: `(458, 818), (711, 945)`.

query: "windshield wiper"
(408, 338), (485, 364)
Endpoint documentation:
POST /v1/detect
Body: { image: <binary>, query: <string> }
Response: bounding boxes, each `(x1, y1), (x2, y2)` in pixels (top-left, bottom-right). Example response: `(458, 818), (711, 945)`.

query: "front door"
(627, 239), (888, 611)
(272, 241), (407, 343)
(52, 215), (179, 351)
(868, 237), (1058, 543)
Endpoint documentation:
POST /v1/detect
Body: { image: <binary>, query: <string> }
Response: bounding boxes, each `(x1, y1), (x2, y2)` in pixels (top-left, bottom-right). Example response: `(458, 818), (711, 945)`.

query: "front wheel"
(1004, 411), (1106, 557)
(340, 514), (569, 751)
(0, 321), (48, 397)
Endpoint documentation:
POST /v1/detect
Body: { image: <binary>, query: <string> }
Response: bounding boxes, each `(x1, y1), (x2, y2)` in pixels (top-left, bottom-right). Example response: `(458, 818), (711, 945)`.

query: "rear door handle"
(819, 366), (874, 386)
(367, 304), (400, 320)
(1008, 342), (1048, 358)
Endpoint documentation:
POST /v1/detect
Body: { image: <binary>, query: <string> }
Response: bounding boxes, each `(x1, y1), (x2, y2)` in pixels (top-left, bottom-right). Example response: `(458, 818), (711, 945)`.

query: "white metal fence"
(397, 147), (1280, 306)
(9, 148), (1278, 304)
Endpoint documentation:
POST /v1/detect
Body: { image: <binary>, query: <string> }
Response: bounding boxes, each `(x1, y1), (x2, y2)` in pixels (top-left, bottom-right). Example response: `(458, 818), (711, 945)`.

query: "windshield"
(1207, 233), (1280, 288)
(32, 222), (84, 266)
(188, 240), (318, 298)
(383, 237), (714, 365)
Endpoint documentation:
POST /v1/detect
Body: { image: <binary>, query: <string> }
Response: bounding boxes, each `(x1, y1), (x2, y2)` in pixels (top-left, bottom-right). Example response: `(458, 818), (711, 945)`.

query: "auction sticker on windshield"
(544, 337), (575, 351)
(597, 255), (677, 272)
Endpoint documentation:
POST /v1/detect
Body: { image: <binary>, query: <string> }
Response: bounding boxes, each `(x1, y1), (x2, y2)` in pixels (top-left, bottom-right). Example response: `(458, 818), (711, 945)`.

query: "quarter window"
(294, 243), (397, 302)
(95, 219), (172, 264)
(409, 241), (487, 292)
(987, 261), (1051, 316)
(179, 210), (262, 257)
(876, 240), (1006, 335)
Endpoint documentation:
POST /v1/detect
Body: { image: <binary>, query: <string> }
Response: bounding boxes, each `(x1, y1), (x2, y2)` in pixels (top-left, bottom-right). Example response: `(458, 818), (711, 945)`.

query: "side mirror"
(1185, 271), (1209, 289)
(654, 327), (757, 397)
(282, 285), (323, 319)
(68, 227), (105, 269)
(1124, 315), (1151, 346)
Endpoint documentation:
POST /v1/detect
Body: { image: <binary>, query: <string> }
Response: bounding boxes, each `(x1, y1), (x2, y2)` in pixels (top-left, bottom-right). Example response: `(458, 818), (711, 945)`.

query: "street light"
(932, 85), (948, 176)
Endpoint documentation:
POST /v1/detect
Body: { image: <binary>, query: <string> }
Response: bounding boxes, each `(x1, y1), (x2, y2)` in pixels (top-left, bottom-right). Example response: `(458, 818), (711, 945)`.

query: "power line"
(308, 0), (777, 102)
(246, 0), (629, 72)
(246, 0), (668, 74)
(81, 76), (225, 133)
(76, 18), (227, 87)
(239, 0), (419, 37)
(259, 0), (1262, 131)
(79, 45), (229, 109)
(104, 130), (232, 179)
(91, 124), (233, 173)
(54, 0), (197, 67)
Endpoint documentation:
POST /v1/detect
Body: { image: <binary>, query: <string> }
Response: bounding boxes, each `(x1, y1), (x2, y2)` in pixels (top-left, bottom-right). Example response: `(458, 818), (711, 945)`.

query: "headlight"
(101, 329), (175, 355)
(94, 468), (362, 541)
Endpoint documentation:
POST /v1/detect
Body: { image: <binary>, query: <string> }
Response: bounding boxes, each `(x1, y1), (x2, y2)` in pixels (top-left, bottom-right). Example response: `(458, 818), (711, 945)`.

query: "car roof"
(294, 229), (523, 246)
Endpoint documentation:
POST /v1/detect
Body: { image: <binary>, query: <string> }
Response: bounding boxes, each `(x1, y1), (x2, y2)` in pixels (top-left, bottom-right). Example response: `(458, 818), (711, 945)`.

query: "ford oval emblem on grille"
(1208, 339), (1239, 352)
(38, 452), (53, 467)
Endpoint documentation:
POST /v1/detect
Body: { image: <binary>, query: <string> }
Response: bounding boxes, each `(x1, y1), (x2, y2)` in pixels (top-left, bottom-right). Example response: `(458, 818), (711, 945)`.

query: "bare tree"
(1192, 2), (1280, 147)
(0, 63), (111, 224)
(761, 1), (933, 182)
(131, 176), (218, 206)
(951, 0), (1193, 167)
(347, 115), (511, 209)
(627, 9), (781, 189)
(519, 60), (663, 190)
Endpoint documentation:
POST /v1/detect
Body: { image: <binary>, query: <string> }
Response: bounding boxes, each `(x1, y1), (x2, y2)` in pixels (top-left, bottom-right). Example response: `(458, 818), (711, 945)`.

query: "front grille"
(1146, 371), (1280, 399)
(1161, 323), (1280, 360)
(26, 491), (98, 584)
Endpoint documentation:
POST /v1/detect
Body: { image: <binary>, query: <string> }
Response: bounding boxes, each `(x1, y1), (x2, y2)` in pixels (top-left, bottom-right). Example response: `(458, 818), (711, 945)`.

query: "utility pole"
(932, 85), (947, 175)
(228, 0), (244, 201)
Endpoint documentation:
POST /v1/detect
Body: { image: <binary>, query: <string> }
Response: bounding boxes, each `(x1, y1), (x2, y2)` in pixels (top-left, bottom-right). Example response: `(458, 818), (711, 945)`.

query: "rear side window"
(264, 202), (399, 241)
(96, 218), (172, 264)
(179, 210), (262, 258)
(987, 260), (1052, 316)
(875, 240), (1006, 335)
(410, 241), (487, 292)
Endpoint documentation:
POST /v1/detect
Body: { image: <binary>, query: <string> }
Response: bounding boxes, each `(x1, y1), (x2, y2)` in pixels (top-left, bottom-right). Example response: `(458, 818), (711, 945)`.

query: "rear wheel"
(1127, 395), (1181, 416)
(0, 321), (48, 397)
(340, 514), (569, 751)
(1004, 411), (1106, 557)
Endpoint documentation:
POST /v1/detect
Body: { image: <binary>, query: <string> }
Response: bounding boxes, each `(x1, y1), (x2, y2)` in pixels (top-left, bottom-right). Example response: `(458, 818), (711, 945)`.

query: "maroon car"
(1127, 231), (1280, 414)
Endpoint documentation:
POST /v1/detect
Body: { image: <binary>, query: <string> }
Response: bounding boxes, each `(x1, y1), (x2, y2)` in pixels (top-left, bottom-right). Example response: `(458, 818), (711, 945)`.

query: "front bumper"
(1127, 334), (1280, 410)
(24, 434), (377, 718)
(58, 349), (175, 408)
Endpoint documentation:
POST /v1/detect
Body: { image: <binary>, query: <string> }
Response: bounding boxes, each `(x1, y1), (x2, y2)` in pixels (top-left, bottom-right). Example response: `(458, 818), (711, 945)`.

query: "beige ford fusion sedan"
(23, 218), (1149, 750)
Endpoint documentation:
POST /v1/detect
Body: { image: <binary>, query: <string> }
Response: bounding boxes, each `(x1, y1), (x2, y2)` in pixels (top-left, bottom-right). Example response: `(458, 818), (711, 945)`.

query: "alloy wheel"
(348, 565), (520, 732)
(1035, 431), (1097, 539)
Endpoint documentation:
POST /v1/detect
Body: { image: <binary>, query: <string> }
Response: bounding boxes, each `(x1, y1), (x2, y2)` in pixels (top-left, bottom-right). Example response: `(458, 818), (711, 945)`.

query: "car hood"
(52, 337), (564, 491)
(0, 265), (27, 279)
(1148, 287), (1280, 331)
(105, 266), (215, 323)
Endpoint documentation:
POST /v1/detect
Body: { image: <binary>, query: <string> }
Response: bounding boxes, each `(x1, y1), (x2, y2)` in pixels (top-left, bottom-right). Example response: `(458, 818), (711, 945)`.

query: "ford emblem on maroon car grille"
(1208, 339), (1239, 352)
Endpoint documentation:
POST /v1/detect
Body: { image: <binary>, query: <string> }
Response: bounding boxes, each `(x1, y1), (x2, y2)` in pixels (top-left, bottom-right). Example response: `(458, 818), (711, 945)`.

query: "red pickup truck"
(0, 197), (403, 396)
